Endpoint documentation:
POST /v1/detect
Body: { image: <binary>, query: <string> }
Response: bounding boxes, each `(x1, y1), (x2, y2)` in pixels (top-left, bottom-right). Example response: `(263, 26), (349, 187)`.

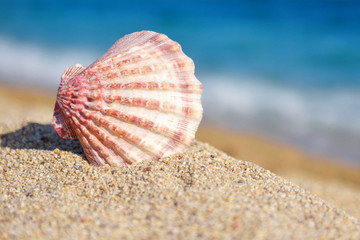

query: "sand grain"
(1, 136), (360, 239)
(1, 86), (360, 239)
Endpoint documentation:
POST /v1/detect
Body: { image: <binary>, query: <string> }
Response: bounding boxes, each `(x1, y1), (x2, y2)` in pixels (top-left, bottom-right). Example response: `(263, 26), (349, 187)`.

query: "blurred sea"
(0, 0), (359, 164)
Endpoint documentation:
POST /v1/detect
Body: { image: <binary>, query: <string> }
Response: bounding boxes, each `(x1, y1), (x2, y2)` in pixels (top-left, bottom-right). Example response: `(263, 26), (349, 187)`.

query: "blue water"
(1, 0), (360, 164)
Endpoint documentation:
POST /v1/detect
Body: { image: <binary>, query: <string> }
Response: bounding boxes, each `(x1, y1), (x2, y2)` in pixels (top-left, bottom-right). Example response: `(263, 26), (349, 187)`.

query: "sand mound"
(1, 86), (359, 239)
(1, 124), (359, 239)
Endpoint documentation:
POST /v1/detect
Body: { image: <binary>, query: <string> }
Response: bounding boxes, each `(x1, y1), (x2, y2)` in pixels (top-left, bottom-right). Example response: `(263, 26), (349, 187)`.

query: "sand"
(1, 86), (360, 239)
(196, 128), (360, 219)
(196, 128), (360, 185)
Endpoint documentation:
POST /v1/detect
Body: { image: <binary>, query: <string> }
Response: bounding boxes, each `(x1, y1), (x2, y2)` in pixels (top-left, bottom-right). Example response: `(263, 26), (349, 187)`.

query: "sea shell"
(52, 31), (203, 166)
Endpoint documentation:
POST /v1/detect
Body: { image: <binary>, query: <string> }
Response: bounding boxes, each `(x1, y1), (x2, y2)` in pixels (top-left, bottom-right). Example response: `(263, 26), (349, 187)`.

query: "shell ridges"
(52, 30), (203, 166)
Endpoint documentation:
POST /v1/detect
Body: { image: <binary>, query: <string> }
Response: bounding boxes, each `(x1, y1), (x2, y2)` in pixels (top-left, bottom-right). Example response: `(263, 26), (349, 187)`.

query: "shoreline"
(1, 83), (359, 185)
(1, 80), (359, 168)
(197, 126), (360, 186)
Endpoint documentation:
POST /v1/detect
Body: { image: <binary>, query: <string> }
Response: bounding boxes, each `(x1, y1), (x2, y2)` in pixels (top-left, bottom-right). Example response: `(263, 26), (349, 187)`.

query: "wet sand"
(0, 86), (359, 239)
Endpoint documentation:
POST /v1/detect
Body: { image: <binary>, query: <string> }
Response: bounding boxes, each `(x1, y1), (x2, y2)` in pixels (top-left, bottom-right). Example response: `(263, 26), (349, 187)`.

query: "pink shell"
(52, 31), (203, 166)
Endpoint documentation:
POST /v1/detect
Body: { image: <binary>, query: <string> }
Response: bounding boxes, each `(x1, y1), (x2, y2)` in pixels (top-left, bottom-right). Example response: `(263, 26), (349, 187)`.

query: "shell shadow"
(1, 122), (84, 157)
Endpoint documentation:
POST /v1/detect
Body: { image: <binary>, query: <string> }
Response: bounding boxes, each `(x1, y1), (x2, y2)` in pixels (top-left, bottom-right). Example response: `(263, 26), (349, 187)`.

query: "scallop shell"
(52, 31), (203, 166)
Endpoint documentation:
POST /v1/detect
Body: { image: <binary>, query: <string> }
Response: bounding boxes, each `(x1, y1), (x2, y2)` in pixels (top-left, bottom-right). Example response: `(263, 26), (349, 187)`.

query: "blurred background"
(0, 0), (359, 165)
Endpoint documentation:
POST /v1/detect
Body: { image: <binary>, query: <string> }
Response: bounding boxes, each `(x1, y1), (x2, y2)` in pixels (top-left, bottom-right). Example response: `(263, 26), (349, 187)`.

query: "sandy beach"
(1, 86), (360, 239)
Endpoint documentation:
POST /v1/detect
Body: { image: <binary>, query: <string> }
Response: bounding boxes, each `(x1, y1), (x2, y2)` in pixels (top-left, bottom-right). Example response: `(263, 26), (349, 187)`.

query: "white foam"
(201, 73), (360, 162)
(202, 73), (360, 132)
(0, 37), (97, 90)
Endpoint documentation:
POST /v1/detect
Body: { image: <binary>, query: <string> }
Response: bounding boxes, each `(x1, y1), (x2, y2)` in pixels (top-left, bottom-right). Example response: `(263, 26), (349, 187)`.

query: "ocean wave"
(201, 74), (360, 162)
(203, 74), (360, 132)
(0, 37), (97, 90)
